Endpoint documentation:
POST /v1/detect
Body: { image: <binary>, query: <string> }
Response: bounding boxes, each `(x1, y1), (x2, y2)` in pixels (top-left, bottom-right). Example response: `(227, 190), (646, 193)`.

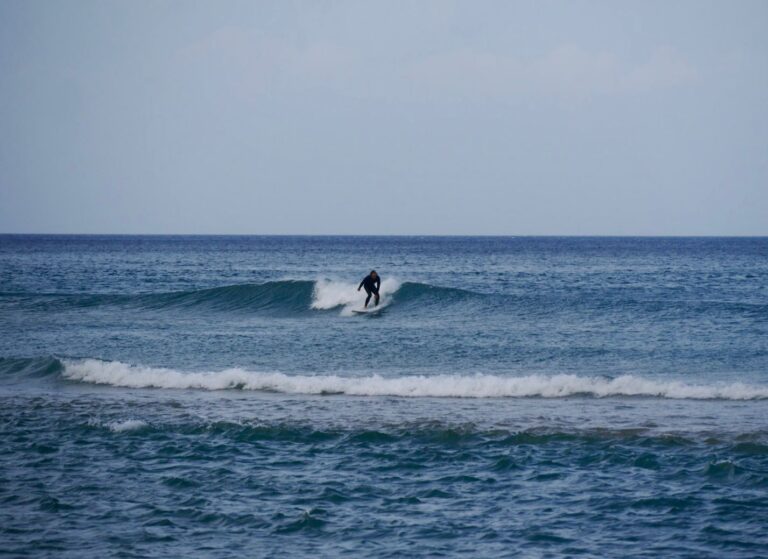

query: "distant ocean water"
(1, 235), (766, 557)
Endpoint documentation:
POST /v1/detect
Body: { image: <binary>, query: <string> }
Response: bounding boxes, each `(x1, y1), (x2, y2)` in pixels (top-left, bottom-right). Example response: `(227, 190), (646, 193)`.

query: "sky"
(0, 0), (766, 235)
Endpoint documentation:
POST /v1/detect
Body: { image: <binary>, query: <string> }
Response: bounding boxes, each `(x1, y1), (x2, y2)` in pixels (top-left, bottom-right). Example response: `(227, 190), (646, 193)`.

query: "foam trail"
(311, 278), (401, 315)
(62, 359), (768, 400)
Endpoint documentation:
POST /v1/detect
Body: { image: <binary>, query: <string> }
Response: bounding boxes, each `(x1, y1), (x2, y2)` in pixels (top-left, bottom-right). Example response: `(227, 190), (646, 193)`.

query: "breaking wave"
(56, 358), (768, 400)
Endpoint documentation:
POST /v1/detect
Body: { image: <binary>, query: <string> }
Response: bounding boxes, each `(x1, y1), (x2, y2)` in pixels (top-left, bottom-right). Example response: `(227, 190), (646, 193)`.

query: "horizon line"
(1, 233), (767, 239)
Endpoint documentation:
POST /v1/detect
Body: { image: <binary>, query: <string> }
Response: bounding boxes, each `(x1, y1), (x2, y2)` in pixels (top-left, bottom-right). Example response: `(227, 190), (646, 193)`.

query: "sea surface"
(1, 235), (767, 558)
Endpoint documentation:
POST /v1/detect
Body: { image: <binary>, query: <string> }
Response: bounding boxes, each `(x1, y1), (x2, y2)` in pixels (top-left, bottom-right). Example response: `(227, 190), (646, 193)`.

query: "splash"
(311, 278), (401, 315)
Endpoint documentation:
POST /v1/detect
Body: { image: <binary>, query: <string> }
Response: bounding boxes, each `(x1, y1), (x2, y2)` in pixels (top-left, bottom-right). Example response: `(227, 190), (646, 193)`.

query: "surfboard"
(352, 306), (383, 315)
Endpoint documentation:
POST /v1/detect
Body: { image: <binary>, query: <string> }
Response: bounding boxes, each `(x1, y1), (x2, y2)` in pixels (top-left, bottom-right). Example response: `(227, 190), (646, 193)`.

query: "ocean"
(1, 235), (766, 557)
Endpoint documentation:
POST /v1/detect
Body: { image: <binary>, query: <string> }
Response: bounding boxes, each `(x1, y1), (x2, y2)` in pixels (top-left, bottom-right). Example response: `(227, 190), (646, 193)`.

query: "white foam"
(105, 419), (148, 432)
(62, 359), (768, 400)
(311, 278), (400, 315)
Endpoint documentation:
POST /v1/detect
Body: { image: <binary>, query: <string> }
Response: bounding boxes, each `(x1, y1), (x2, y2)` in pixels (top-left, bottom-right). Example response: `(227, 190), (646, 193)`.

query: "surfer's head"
(370, 270), (378, 279)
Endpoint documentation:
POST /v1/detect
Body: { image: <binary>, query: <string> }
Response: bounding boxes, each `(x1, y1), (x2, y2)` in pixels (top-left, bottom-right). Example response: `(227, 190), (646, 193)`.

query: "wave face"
(0, 356), (64, 381)
(139, 281), (317, 313)
(59, 358), (768, 400)
(0, 281), (316, 314)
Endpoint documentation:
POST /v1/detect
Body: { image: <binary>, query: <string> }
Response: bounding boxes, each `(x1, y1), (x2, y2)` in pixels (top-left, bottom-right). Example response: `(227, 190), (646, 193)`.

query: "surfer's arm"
(358, 279), (365, 291)
(375, 278), (380, 290)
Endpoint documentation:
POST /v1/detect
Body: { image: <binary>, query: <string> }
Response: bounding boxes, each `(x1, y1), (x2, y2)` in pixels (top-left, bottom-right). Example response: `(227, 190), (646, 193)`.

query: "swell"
(0, 280), (487, 315)
(4, 282), (764, 321)
(44, 358), (768, 400)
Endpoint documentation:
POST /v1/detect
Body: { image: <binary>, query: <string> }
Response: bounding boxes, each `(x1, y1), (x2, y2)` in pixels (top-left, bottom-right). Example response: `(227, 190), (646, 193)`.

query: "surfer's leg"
(364, 288), (372, 308)
(374, 292), (380, 306)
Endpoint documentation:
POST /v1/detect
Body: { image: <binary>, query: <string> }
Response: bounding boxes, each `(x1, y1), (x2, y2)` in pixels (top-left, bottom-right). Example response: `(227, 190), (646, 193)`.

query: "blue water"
(1, 235), (767, 557)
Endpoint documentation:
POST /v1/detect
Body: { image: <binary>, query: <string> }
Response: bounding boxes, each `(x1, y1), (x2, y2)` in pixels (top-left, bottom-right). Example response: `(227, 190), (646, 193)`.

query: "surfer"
(357, 270), (381, 308)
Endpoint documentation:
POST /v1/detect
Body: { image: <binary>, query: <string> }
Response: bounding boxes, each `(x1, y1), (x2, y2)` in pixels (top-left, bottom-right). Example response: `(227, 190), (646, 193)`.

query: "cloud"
(623, 47), (699, 91)
(407, 45), (698, 101)
(177, 26), (698, 104)
(176, 26), (357, 98)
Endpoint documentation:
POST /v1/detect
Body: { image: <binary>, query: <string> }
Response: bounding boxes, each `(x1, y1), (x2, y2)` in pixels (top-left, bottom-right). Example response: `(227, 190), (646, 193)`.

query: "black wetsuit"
(359, 274), (381, 307)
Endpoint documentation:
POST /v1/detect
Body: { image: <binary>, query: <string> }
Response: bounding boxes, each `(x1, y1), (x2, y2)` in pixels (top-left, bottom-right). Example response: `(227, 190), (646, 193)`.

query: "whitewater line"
(60, 359), (768, 400)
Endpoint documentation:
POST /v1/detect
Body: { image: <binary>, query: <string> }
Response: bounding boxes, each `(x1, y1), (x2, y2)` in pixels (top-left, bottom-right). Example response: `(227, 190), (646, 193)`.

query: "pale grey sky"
(1, 0), (766, 235)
